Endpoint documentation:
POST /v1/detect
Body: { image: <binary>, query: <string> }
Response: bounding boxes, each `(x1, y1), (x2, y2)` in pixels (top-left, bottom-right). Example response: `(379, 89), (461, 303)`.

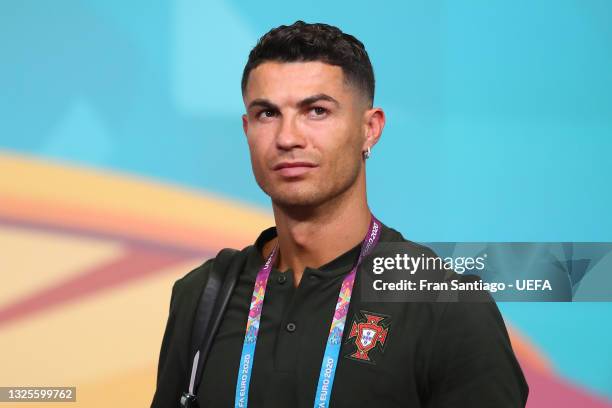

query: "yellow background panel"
(0, 258), (201, 392)
(0, 225), (123, 308)
(0, 153), (272, 236)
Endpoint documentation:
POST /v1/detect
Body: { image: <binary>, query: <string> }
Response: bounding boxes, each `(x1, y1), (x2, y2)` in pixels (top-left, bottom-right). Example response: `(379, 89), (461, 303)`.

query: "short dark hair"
(241, 21), (375, 106)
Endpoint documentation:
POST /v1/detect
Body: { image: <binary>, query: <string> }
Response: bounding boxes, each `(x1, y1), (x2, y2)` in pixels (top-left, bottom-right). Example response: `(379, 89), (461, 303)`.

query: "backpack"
(180, 248), (247, 408)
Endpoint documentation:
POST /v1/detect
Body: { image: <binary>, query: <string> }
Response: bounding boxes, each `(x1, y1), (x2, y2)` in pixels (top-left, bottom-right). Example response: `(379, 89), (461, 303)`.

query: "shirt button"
(277, 274), (287, 284)
(286, 322), (297, 333)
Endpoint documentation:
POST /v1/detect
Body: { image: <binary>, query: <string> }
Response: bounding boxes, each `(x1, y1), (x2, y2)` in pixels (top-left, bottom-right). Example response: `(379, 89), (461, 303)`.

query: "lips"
(273, 161), (317, 170)
(273, 161), (318, 177)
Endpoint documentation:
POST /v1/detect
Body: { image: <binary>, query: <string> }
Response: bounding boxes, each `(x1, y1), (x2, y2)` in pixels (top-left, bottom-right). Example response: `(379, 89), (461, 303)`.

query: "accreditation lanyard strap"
(234, 216), (381, 408)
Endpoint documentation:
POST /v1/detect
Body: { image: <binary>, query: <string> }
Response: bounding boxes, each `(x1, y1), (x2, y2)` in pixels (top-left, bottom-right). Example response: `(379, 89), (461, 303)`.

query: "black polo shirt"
(151, 222), (528, 408)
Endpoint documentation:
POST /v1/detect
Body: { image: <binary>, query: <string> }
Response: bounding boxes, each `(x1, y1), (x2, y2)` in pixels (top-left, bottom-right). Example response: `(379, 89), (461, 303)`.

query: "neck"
(263, 178), (371, 287)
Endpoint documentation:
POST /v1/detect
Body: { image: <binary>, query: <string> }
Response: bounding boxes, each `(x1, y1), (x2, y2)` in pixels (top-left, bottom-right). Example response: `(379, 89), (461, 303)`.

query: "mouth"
(273, 161), (318, 178)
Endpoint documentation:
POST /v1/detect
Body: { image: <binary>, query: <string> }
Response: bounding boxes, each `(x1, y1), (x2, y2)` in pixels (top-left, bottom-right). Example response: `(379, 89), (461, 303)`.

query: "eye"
(257, 109), (277, 120)
(309, 106), (328, 118)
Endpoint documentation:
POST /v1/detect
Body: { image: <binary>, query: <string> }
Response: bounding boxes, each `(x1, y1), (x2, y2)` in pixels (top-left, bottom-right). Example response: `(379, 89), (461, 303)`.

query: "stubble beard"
(258, 160), (362, 212)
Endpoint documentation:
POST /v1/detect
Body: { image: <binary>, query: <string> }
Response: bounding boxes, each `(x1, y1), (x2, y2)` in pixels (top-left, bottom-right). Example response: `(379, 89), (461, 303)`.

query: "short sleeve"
(425, 296), (529, 407)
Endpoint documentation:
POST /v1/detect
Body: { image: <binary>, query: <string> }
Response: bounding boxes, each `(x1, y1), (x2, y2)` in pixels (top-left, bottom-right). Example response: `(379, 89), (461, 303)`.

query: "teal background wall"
(1, 0), (611, 400)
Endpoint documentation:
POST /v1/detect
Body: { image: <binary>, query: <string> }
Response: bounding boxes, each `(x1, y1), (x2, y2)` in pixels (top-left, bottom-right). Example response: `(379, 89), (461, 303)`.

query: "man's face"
(242, 61), (368, 208)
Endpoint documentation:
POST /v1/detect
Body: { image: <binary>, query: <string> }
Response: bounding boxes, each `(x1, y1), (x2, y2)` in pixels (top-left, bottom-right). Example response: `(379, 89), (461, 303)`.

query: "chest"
(197, 267), (433, 407)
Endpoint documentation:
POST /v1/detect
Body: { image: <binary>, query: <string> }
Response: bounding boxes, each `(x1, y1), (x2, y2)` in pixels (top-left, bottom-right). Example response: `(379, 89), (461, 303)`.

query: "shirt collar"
(253, 221), (404, 278)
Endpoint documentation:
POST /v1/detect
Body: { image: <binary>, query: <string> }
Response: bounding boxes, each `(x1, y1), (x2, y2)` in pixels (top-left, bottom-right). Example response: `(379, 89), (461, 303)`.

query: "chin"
(270, 192), (325, 208)
(263, 183), (328, 207)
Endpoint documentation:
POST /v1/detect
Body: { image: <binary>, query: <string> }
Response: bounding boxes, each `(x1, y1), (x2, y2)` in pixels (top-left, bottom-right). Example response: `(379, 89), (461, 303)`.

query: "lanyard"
(234, 215), (381, 408)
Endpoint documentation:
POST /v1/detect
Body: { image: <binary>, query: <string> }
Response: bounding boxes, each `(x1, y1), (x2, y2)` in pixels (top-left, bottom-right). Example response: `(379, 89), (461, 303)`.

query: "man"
(151, 21), (528, 407)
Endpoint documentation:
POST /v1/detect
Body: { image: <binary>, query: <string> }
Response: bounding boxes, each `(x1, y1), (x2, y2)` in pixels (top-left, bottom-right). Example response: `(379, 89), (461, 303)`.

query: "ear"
(362, 107), (385, 153)
(242, 113), (248, 137)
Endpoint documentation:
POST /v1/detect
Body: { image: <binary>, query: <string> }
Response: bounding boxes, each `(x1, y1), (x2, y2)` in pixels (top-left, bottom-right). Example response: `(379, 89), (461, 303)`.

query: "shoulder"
(167, 258), (214, 318)
(170, 246), (252, 311)
(380, 223), (439, 256)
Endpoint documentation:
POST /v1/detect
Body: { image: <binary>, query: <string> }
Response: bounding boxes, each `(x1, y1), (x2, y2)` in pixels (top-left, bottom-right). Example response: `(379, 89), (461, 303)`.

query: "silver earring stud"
(363, 146), (371, 159)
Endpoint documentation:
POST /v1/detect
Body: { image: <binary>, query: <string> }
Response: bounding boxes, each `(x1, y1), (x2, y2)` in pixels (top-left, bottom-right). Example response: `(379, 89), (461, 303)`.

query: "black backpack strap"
(180, 248), (246, 407)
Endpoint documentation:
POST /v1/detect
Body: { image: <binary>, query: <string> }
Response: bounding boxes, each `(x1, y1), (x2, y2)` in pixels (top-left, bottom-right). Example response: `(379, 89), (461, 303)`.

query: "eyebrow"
(247, 93), (340, 111)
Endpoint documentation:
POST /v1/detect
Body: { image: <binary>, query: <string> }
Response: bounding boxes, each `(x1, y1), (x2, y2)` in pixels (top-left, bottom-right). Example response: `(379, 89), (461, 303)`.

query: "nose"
(275, 113), (306, 151)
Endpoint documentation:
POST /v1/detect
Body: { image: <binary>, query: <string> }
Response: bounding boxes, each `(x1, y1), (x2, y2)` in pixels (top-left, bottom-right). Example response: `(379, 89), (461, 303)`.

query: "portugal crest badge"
(345, 310), (390, 364)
